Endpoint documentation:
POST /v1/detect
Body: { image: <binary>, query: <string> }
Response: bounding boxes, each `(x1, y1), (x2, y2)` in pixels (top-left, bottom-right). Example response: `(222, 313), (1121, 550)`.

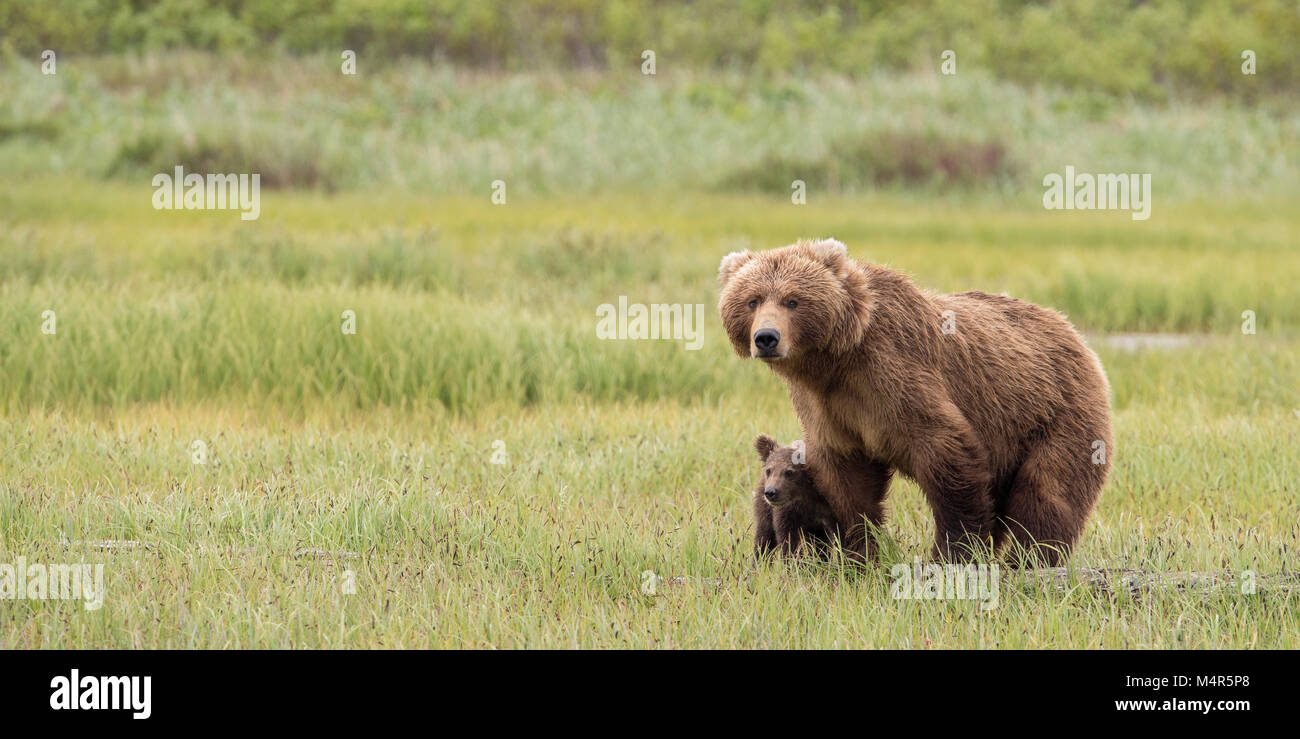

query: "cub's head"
(753, 434), (818, 508)
(717, 238), (871, 363)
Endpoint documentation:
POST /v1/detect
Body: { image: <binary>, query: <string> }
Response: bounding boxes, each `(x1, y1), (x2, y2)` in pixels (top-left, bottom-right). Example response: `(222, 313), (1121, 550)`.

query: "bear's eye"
(748, 299), (759, 310)
(783, 469), (794, 478)
(764, 468), (771, 476)
(785, 299), (798, 309)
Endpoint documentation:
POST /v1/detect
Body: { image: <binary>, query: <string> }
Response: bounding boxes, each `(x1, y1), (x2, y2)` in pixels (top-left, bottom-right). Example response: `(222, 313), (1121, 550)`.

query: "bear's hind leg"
(997, 429), (1106, 566)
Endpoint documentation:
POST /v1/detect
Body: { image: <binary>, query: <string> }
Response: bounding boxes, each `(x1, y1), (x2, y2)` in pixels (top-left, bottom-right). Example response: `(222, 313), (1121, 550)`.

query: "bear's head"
(717, 238), (871, 364)
(753, 434), (818, 508)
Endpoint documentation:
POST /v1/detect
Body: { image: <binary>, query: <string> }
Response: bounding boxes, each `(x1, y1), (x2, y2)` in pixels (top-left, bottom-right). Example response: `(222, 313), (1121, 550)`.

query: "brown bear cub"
(752, 434), (842, 557)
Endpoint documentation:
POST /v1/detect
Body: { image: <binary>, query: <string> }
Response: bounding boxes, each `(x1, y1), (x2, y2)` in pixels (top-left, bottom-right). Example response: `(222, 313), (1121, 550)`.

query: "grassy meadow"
(1, 48), (1298, 648)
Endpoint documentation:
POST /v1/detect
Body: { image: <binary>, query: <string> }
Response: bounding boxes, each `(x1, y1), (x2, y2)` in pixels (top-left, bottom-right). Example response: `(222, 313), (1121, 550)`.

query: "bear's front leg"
(807, 445), (892, 563)
(752, 491), (777, 558)
(780, 522), (804, 556)
(913, 424), (996, 562)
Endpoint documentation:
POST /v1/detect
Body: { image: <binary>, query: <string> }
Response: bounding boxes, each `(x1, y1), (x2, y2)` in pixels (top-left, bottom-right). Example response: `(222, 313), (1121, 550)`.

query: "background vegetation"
(3, 0), (1298, 101)
(2, 55), (1296, 196)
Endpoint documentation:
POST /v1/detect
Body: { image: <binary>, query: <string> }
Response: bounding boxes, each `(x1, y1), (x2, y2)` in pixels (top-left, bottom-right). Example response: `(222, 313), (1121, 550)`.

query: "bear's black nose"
(763, 487), (778, 502)
(754, 328), (780, 352)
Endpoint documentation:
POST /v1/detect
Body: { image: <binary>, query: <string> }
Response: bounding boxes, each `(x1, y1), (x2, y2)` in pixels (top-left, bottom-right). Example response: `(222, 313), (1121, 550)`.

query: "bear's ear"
(808, 238), (848, 275)
(754, 434), (777, 461)
(718, 250), (755, 287)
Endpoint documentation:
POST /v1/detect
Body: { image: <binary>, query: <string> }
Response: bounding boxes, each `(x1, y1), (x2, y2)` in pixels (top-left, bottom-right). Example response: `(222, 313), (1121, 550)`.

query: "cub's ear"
(718, 250), (755, 287)
(754, 434), (777, 461)
(807, 238), (849, 277)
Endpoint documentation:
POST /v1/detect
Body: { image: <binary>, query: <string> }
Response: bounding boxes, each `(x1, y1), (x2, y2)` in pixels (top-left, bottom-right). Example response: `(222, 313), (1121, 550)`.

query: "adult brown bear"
(718, 238), (1113, 565)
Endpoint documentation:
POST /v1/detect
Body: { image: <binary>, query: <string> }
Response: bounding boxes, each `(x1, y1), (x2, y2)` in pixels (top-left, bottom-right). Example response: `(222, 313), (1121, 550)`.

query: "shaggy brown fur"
(752, 435), (841, 557)
(719, 239), (1113, 565)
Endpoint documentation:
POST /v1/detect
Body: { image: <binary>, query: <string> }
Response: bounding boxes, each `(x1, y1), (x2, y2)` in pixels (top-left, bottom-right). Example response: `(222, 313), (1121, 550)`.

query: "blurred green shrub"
(719, 130), (1014, 193)
(1, 0), (1295, 101)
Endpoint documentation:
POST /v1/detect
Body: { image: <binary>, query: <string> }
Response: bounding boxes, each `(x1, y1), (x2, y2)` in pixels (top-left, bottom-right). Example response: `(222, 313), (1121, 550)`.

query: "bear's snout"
(753, 328), (781, 356)
(763, 487), (779, 503)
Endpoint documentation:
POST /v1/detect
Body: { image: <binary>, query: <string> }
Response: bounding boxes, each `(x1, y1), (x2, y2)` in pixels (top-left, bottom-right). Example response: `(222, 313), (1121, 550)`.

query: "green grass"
(2, 398), (1297, 648)
(1, 173), (1298, 647)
